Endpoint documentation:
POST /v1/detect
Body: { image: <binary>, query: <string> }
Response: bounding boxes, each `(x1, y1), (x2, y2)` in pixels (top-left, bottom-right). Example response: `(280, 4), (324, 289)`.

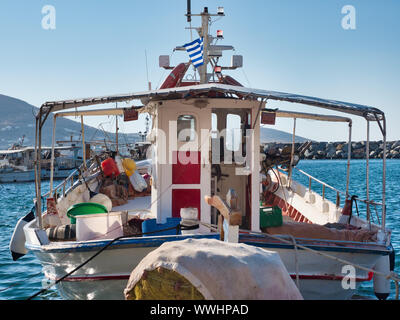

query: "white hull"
(0, 168), (75, 183)
(26, 229), (389, 300)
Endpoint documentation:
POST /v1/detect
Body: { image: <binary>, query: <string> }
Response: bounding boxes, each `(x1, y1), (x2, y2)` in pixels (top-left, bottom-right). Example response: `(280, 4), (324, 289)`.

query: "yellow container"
(122, 158), (136, 177)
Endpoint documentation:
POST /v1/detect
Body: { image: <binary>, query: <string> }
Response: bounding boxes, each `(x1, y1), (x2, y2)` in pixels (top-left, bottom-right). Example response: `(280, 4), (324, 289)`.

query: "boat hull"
(26, 233), (389, 300)
(0, 168), (76, 183)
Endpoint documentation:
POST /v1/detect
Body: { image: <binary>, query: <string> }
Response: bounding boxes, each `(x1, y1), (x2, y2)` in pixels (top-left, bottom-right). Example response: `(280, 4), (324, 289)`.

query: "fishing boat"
(11, 4), (396, 300)
(0, 143), (82, 183)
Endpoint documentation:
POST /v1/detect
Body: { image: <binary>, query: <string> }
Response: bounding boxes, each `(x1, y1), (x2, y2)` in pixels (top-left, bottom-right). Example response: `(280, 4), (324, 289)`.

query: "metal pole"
(366, 120), (371, 227)
(50, 115), (57, 196)
(37, 113), (43, 229)
(199, 8), (209, 84)
(346, 121), (352, 199)
(289, 117), (296, 186)
(81, 115), (86, 169)
(115, 103), (119, 154)
(34, 116), (40, 226)
(382, 116), (387, 230)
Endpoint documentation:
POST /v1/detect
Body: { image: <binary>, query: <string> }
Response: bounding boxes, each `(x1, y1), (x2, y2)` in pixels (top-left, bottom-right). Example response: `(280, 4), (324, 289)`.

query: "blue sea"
(0, 159), (399, 300)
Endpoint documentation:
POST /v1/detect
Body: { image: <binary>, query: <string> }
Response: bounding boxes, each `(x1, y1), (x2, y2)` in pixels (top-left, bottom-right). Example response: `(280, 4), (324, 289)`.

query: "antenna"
(186, 0), (191, 22)
(145, 49), (151, 90)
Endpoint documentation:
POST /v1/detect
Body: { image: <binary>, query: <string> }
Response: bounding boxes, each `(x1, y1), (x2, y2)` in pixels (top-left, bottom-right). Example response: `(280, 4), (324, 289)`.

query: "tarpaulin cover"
(124, 238), (303, 300)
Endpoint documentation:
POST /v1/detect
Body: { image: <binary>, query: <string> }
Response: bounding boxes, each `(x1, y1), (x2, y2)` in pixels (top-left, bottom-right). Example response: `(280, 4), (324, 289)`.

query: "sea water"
(0, 159), (399, 300)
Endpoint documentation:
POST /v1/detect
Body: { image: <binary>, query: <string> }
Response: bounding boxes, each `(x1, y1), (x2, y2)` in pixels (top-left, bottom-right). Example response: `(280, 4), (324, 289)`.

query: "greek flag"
(183, 37), (204, 68)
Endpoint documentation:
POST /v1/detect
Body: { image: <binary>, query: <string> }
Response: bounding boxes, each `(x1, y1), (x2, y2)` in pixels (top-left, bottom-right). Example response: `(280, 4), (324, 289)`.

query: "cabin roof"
(263, 109), (352, 123)
(41, 84), (384, 121)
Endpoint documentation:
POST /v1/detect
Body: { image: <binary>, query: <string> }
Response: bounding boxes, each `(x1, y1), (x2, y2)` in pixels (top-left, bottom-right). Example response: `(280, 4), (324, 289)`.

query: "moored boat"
(11, 4), (398, 300)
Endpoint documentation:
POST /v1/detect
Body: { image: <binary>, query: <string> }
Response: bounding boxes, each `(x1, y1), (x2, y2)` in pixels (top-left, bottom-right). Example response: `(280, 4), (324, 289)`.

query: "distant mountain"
(0, 94), (310, 149)
(260, 127), (309, 143)
(0, 94), (141, 149)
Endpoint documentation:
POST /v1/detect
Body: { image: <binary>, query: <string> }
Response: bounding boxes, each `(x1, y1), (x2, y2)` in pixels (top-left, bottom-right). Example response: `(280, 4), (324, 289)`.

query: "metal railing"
(284, 167), (383, 225)
(42, 157), (99, 200)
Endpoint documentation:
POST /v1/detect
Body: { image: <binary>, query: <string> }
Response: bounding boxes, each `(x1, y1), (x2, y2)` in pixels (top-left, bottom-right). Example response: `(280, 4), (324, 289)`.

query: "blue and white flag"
(183, 37), (204, 68)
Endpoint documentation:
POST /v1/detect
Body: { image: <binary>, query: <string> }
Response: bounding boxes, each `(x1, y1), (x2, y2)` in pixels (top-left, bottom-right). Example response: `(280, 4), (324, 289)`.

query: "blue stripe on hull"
(26, 233), (220, 253)
(26, 232), (390, 256)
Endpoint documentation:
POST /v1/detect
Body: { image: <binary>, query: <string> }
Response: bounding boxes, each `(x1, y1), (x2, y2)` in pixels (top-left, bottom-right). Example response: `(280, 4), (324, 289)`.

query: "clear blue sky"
(0, 0), (399, 142)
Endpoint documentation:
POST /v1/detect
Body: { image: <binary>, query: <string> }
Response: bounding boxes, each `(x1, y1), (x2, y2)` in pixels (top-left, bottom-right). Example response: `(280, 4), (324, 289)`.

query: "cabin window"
(226, 114), (241, 151)
(177, 115), (196, 142)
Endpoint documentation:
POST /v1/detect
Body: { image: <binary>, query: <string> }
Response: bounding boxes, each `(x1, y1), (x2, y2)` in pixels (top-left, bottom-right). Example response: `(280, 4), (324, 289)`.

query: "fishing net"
(126, 267), (204, 300)
(124, 238), (302, 300)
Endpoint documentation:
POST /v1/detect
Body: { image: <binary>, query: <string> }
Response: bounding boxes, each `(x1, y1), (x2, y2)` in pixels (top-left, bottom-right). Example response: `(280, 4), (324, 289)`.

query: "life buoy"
(160, 63), (189, 89)
(222, 75), (243, 87)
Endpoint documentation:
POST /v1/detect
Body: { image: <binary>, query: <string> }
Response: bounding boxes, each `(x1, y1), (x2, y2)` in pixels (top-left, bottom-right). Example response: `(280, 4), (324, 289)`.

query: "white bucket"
(76, 212), (125, 241)
(180, 208), (199, 235)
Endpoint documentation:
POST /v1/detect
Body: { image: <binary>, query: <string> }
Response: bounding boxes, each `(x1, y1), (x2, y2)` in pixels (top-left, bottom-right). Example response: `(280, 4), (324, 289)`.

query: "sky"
(0, 0), (399, 142)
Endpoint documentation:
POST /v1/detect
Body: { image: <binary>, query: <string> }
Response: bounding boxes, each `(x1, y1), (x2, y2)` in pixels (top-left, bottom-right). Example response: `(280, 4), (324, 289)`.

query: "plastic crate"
(260, 206), (283, 228)
(142, 218), (182, 237)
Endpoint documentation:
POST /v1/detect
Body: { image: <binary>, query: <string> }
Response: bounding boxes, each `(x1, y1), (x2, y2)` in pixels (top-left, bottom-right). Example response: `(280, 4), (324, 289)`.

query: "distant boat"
(0, 144), (82, 183)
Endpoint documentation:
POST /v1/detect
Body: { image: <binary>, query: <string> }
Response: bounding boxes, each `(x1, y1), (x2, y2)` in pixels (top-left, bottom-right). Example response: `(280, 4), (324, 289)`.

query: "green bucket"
(67, 202), (108, 224)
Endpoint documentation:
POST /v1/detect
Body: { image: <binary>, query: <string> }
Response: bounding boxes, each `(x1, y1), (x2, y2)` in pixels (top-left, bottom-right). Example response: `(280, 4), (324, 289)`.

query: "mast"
(115, 102), (119, 154)
(199, 7), (209, 84)
(183, 5), (231, 84)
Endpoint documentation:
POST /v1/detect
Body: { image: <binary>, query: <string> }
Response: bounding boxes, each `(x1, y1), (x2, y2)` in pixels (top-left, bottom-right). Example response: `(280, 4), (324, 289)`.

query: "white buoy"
(9, 209), (35, 261)
(373, 255), (391, 300)
(129, 171), (147, 192)
(89, 193), (112, 212)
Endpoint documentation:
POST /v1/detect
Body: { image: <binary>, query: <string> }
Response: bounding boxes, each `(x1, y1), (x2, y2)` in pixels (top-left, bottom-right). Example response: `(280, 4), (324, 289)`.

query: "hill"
(0, 94), (141, 149)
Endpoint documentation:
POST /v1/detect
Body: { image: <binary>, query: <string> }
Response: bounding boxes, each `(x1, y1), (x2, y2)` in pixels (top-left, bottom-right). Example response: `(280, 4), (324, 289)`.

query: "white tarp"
(124, 238), (303, 300)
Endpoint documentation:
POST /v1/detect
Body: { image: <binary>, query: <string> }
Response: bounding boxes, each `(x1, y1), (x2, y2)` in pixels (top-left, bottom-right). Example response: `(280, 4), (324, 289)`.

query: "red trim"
(263, 191), (310, 223)
(289, 273), (373, 282)
(48, 274), (130, 282)
(50, 273), (373, 283)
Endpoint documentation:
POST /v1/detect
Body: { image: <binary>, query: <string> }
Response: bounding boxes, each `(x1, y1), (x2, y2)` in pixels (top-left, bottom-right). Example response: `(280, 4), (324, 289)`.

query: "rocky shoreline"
(262, 141), (400, 160)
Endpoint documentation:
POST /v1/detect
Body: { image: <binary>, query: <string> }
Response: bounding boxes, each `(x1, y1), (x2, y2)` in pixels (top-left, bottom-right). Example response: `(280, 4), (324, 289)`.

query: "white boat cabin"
(147, 98), (263, 232)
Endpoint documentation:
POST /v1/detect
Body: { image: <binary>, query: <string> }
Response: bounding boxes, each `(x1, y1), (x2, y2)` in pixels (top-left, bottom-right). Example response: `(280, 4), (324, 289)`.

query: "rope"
(288, 234), (300, 289)
(393, 273), (399, 300)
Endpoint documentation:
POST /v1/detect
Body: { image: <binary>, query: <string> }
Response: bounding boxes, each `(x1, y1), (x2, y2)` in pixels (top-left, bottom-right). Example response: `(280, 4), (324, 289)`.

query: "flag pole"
(199, 7), (209, 84)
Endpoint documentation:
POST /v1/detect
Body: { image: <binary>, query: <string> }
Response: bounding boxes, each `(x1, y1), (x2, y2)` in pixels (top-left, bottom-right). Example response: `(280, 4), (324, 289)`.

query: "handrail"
(296, 168), (343, 195)
(42, 158), (97, 199)
(292, 167), (382, 207)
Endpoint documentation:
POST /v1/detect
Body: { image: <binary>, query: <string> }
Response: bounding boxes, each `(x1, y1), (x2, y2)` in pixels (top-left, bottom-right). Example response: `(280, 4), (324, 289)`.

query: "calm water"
(0, 159), (399, 300)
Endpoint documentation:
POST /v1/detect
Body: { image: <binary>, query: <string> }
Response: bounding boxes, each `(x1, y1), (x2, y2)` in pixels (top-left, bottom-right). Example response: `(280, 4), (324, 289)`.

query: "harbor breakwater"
(262, 140), (400, 160)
